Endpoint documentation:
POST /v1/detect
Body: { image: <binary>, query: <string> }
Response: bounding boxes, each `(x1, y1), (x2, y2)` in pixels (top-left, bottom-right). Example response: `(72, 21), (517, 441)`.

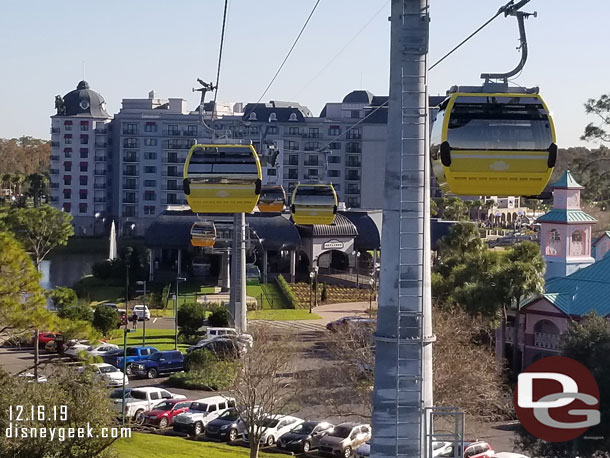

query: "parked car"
(173, 396), (236, 436)
(131, 350), (184, 379)
(355, 439), (455, 458)
(111, 387), (186, 422)
(103, 303), (118, 310)
(131, 304), (150, 321)
(35, 332), (60, 349)
(86, 343), (120, 358)
(45, 335), (65, 354)
(242, 415), (304, 447)
(436, 440), (495, 458)
(187, 334), (252, 355)
(277, 421), (334, 453)
(355, 441), (370, 458)
(326, 316), (376, 333)
(64, 340), (91, 359)
(141, 399), (195, 428)
(203, 407), (249, 442)
(186, 337), (242, 360)
(318, 422), (372, 458)
(83, 363), (129, 387)
(104, 346), (159, 375)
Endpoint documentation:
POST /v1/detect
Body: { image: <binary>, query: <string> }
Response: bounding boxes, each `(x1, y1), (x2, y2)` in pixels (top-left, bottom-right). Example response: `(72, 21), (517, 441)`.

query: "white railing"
(534, 332), (560, 350)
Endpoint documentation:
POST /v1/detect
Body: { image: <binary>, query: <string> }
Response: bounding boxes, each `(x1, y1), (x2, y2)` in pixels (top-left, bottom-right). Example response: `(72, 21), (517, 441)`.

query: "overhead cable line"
(292, 0), (390, 99)
(212, 0), (230, 116)
(244, 0), (322, 119)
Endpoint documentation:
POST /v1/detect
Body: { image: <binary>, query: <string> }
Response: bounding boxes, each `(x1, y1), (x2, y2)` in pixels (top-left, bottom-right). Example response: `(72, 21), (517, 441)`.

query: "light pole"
(174, 276), (186, 350)
(136, 280), (147, 346)
(124, 247), (133, 329)
(309, 271), (315, 313)
(352, 251), (361, 288)
(121, 328), (133, 426)
(369, 277), (375, 314)
(313, 265), (319, 308)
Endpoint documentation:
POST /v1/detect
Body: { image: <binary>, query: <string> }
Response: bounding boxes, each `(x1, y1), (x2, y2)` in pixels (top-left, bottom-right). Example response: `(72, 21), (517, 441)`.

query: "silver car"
(319, 422), (371, 458)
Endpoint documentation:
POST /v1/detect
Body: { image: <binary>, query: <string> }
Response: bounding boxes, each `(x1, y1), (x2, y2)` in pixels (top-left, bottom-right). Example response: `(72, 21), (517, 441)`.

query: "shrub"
(276, 274), (298, 309)
(47, 286), (78, 312)
(60, 301), (94, 322)
(208, 306), (230, 327)
(92, 305), (119, 336)
(184, 349), (217, 372)
(177, 302), (206, 337)
(91, 259), (125, 281)
(167, 361), (236, 391)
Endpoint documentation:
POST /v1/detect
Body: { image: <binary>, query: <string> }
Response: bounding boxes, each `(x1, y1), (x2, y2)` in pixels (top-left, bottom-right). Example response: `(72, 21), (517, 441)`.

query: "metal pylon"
(370, 1), (433, 457)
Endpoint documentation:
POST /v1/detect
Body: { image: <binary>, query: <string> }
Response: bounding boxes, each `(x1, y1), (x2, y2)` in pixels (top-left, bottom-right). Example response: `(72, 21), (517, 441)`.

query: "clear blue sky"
(0, 0), (607, 148)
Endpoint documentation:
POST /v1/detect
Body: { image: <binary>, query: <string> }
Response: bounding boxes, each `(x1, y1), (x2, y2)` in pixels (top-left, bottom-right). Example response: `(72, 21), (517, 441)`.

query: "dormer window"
(289, 113), (298, 122)
(248, 112), (257, 121)
(268, 113), (278, 122)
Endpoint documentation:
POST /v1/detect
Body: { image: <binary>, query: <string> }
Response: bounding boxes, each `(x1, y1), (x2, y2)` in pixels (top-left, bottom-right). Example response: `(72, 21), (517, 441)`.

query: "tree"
(0, 231), (48, 338)
(93, 305), (119, 337)
(517, 314), (610, 456)
(3, 205), (74, 268)
(46, 286), (78, 313)
(435, 222), (484, 264)
(208, 306), (230, 327)
(177, 302), (206, 337)
(229, 327), (298, 458)
(494, 242), (545, 372)
(0, 366), (119, 458)
(60, 301), (94, 322)
(26, 172), (49, 207)
(442, 197), (470, 221)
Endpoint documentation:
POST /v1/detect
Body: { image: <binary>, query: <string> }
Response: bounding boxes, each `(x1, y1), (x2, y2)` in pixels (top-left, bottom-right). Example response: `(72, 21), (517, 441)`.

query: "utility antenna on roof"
(82, 61), (86, 81)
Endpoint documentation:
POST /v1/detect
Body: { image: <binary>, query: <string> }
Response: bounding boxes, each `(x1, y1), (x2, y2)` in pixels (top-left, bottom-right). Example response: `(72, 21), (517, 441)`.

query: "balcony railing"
(123, 184), (137, 190)
(304, 161), (320, 166)
(123, 156), (138, 163)
(94, 198), (106, 203)
(534, 332), (560, 350)
(346, 160), (361, 167)
(94, 156), (107, 162)
(346, 133), (361, 139)
(123, 169), (138, 176)
(346, 174), (361, 181)
(94, 170), (107, 176)
(122, 198), (138, 204)
(94, 183), (106, 189)
(95, 142), (108, 148)
(122, 129), (138, 135)
(51, 127), (60, 134)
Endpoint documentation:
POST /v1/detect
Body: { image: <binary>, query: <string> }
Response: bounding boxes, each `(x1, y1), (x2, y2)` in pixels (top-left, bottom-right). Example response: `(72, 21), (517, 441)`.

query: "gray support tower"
(229, 212), (248, 333)
(370, 1), (433, 457)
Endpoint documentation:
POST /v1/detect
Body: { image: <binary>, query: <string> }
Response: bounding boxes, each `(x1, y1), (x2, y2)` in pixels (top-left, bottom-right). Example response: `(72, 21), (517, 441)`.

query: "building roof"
(523, 255), (610, 316)
(551, 170), (584, 189)
(57, 81), (110, 118)
(296, 213), (358, 238)
(339, 211), (380, 250)
(342, 90), (374, 104)
(536, 209), (597, 224)
(592, 231), (610, 247)
(145, 211), (301, 251)
(240, 102), (310, 122)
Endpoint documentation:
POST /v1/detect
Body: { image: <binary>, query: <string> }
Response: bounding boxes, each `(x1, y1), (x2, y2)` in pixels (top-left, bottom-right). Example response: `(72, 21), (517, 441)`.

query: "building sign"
(323, 240), (344, 250)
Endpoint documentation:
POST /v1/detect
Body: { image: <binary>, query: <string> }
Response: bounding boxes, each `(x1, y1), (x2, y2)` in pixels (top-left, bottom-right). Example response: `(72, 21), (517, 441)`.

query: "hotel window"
(144, 138), (157, 146)
(79, 189), (88, 200)
(63, 189), (71, 199)
(62, 203), (71, 212)
(79, 203), (87, 214)
(64, 121), (72, 131)
(80, 148), (88, 158)
(80, 134), (89, 145)
(144, 122), (157, 133)
(63, 175), (71, 186)
(144, 206), (156, 215)
(144, 191), (156, 201)
(144, 166), (156, 174)
(64, 161), (72, 172)
(144, 180), (156, 187)
(144, 152), (157, 160)
(64, 148), (72, 158)
(79, 176), (88, 186)
(80, 121), (89, 131)
(80, 162), (88, 173)
(64, 134), (72, 145)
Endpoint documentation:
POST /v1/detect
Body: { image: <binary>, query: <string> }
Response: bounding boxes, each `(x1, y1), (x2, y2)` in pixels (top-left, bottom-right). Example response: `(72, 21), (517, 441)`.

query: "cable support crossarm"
(428, 0), (526, 71)
(243, 0), (322, 120)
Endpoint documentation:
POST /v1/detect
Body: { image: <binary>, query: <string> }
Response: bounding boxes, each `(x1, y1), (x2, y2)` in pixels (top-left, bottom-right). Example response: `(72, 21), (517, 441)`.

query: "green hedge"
(276, 275), (298, 309)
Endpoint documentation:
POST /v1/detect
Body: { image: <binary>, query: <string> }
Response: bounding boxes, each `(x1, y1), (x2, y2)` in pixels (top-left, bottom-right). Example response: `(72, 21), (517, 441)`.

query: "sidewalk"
(311, 301), (377, 325)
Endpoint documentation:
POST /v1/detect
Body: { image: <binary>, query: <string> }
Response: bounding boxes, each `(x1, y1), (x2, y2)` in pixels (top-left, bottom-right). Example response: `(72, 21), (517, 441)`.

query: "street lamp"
(369, 277), (375, 314)
(121, 328), (133, 426)
(124, 247), (133, 329)
(313, 265), (319, 308)
(135, 280), (147, 346)
(309, 271), (315, 314)
(352, 251), (361, 288)
(174, 276), (186, 350)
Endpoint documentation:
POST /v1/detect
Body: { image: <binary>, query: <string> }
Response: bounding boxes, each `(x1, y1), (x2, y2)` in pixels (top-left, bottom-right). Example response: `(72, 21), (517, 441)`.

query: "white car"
(132, 305), (150, 321)
(112, 387), (186, 421)
(172, 396), (236, 436)
(85, 363), (129, 387)
(243, 415), (304, 447)
(86, 343), (120, 358)
(64, 340), (91, 358)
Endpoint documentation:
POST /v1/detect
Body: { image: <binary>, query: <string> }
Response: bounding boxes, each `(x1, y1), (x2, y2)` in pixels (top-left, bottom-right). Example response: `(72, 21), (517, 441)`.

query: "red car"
(35, 332), (60, 349)
(141, 399), (194, 428)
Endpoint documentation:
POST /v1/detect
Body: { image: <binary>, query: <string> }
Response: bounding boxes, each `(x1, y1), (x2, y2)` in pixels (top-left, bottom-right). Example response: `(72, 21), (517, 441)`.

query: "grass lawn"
(114, 432), (277, 458)
(247, 309), (321, 321)
(108, 328), (190, 352)
(77, 276), (125, 304)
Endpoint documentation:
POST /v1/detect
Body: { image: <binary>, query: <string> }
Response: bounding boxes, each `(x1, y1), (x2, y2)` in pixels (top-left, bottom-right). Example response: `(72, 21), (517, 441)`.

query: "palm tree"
(472, 199), (483, 224)
(11, 174), (25, 198)
(27, 173), (49, 207)
(2, 173), (13, 197)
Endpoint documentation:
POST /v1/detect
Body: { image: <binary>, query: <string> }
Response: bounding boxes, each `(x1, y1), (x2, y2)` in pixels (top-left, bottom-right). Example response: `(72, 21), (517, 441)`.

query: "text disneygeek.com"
(4, 424), (131, 441)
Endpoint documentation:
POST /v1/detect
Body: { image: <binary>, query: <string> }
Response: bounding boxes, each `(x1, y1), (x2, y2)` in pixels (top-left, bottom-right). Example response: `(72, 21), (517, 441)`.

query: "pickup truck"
(104, 346), (159, 376)
(111, 387), (186, 422)
(132, 350), (184, 379)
